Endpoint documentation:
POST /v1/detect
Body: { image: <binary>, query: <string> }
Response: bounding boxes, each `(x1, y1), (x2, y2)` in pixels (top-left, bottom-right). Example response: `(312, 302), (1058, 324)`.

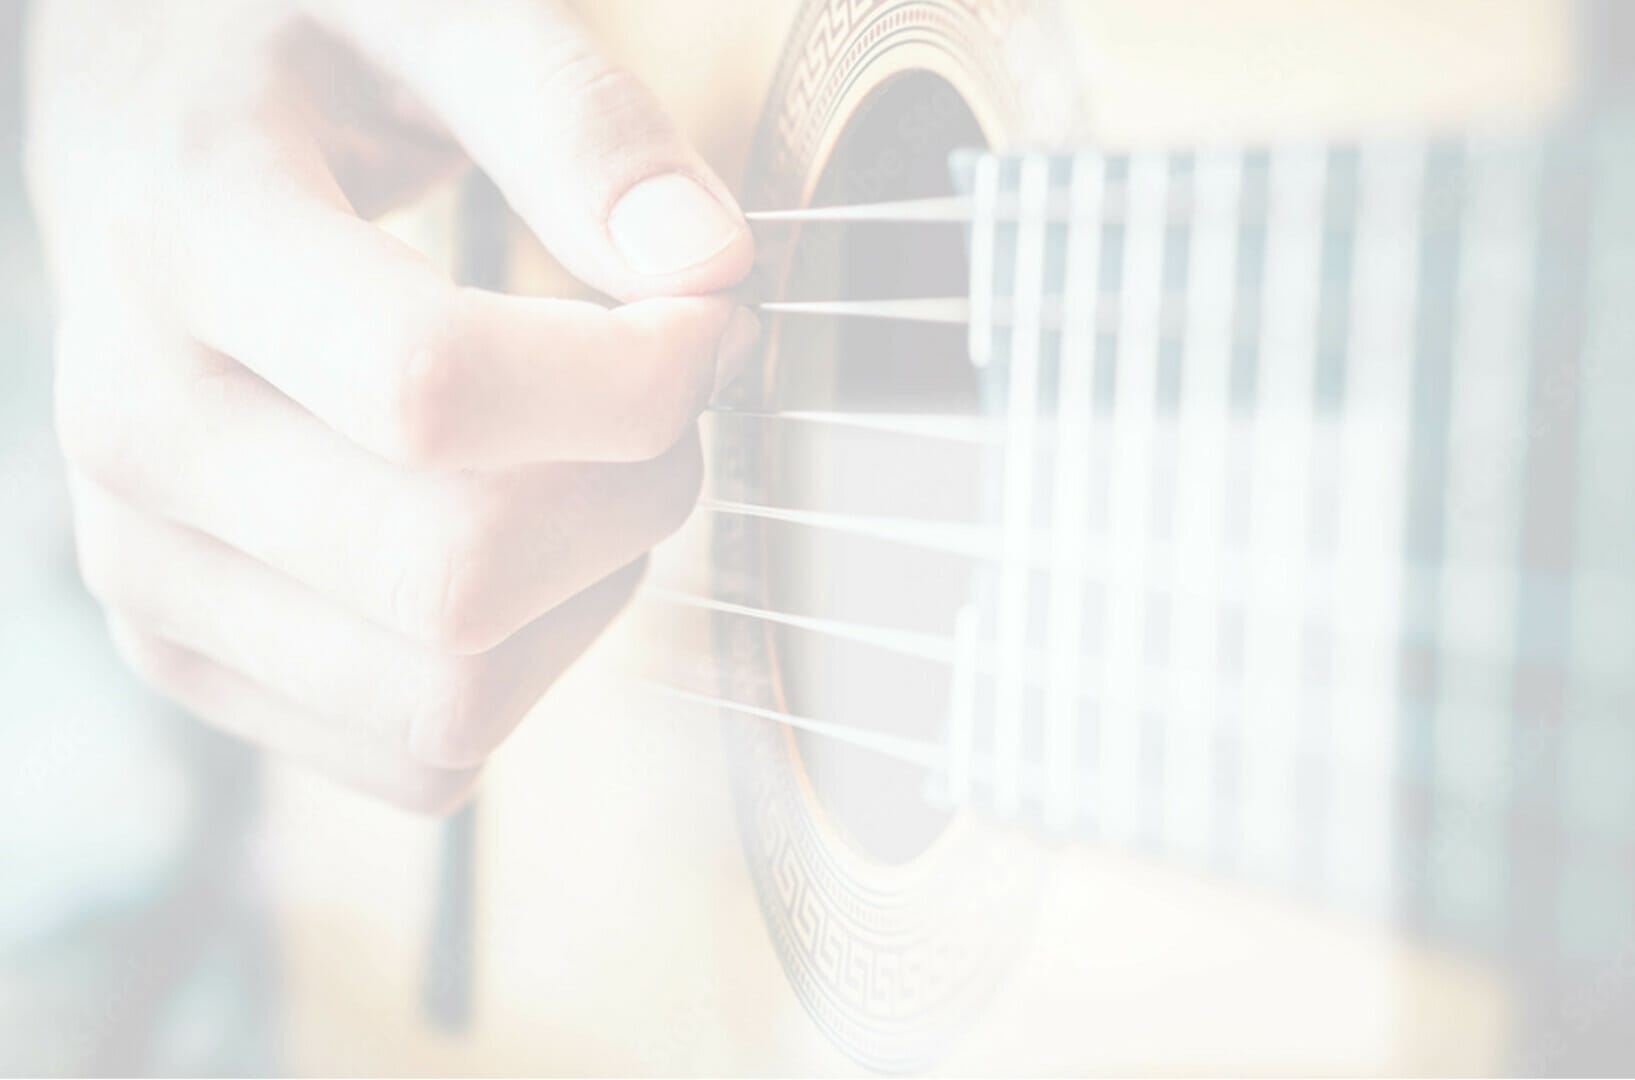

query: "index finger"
(165, 113), (755, 467)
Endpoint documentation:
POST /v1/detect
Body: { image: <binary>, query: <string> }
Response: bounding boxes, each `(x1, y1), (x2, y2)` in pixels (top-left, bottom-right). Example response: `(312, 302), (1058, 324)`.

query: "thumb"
(306, 0), (754, 301)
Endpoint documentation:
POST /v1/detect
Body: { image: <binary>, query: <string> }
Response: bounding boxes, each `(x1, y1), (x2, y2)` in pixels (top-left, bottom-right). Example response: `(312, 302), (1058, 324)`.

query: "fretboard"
(942, 109), (1635, 957)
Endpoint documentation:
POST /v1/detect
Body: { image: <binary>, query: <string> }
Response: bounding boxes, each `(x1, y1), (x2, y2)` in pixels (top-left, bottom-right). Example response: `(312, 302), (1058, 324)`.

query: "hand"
(26, 0), (758, 811)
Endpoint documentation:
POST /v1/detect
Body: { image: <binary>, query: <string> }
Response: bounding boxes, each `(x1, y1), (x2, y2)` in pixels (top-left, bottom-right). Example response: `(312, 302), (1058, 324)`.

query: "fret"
(992, 154), (1052, 818)
(1569, 121), (1635, 692)
(1212, 152), (1271, 865)
(1099, 153), (1168, 846)
(1326, 141), (1423, 916)
(1040, 154), (1104, 832)
(1240, 145), (1326, 885)
(1299, 146), (1360, 891)
(1398, 140), (1469, 936)
(1144, 153), (1192, 854)
(967, 155), (1000, 369)
(1509, 122), (1603, 955)
(1167, 147), (1241, 861)
(944, 602), (981, 808)
(1428, 132), (1540, 946)
(1557, 117), (1635, 963)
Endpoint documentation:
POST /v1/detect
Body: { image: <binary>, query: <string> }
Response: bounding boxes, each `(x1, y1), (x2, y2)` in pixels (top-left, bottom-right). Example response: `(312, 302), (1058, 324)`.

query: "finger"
(163, 107), (757, 467)
(70, 475), (647, 767)
(58, 327), (704, 651)
(106, 616), (480, 815)
(306, 0), (754, 300)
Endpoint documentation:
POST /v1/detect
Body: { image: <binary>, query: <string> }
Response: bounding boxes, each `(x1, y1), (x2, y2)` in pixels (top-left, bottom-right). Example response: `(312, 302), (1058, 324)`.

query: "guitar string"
(676, 496), (1539, 631)
(636, 680), (946, 770)
(645, 585), (1127, 687)
(743, 186), (1209, 226)
(667, 149), (1541, 824)
(695, 495), (1002, 562)
(646, 586), (955, 664)
(676, 138), (1484, 803)
(631, 679), (1119, 818)
(634, 577), (1436, 724)
(759, 297), (973, 324)
(650, 145), (1486, 815)
(706, 407), (1006, 445)
(706, 398), (1366, 442)
(635, 657), (1521, 846)
(628, 663), (1412, 807)
(748, 296), (1228, 340)
(634, 678), (1147, 817)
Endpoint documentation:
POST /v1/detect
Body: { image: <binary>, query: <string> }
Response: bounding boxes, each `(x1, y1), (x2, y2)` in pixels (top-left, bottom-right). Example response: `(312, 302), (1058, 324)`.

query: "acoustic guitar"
(265, 1), (1635, 1073)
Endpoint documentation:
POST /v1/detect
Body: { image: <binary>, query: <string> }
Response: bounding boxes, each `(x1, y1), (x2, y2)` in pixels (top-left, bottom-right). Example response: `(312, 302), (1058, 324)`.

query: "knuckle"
(540, 43), (619, 100)
(425, 652), (488, 718)
(409, 653), (500, 769)
(540, 45), (658, 136)
(631, 409), (696, 462)
(377, 285), (465, 468)
(409, 551), (481, 655)
(610, 355), (706, 463)
(645, 433), (706, 540)
(406, 480), (514, 654)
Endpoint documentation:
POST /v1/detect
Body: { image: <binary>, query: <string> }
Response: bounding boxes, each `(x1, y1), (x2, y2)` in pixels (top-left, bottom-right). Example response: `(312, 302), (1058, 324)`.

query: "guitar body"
(263, 1), (1633, 1074)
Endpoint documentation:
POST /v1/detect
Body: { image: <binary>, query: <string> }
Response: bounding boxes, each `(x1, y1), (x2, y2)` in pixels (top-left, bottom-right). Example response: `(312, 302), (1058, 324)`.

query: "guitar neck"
(943, 109), (1635, 950)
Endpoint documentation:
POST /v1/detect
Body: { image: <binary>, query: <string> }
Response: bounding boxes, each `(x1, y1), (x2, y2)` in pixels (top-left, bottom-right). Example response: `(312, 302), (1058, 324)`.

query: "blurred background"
(2, 0), (1633, 1075)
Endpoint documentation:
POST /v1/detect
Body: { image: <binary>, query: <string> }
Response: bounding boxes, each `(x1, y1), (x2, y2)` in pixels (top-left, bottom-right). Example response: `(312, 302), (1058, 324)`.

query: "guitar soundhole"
(765, 72), (987, 864)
